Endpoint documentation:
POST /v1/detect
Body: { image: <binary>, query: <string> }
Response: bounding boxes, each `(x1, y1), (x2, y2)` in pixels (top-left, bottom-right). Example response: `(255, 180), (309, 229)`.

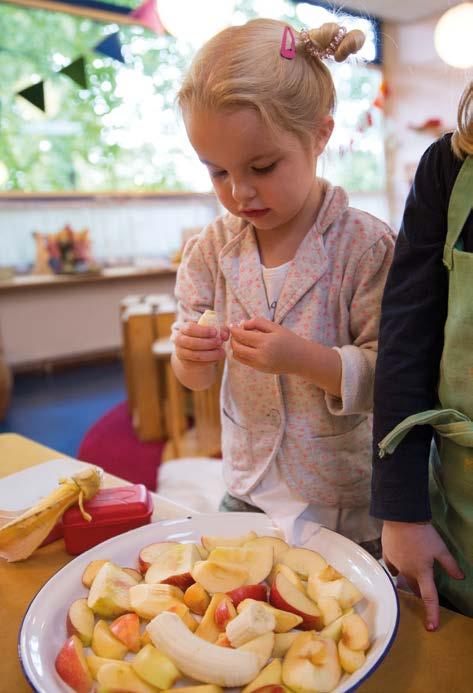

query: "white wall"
(383, 14), (472, 228)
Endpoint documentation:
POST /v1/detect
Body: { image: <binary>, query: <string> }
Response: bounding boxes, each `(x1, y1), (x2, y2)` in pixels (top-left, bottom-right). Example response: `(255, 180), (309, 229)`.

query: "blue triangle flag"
(94, 32), (125, 63)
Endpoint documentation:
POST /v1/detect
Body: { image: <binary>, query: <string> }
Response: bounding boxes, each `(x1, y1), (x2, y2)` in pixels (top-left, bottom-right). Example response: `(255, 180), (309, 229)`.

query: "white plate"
(19, 513), (398, 693)
(0, 459), (101, 511)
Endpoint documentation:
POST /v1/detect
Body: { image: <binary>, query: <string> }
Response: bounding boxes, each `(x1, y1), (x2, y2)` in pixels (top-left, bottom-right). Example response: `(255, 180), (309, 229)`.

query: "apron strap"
(444, 155), (473, 270)
(378, 408), (473, 458)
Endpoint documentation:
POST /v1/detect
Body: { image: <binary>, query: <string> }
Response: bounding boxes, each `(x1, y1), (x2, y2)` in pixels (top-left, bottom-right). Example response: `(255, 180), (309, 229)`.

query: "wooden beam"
(1, 0), (139, 26)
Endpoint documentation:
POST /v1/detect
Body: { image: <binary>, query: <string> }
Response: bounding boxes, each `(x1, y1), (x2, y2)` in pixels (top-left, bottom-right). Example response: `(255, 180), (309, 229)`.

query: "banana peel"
(0, 466), (102, 562)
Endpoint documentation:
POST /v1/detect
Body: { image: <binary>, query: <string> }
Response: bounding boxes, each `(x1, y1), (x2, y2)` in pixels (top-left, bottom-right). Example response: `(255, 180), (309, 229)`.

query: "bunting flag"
(58, 57), (87, 88)
(94, 32), (125, 63)
(17, 81), (46, 112)
(130, 0), (165, 35)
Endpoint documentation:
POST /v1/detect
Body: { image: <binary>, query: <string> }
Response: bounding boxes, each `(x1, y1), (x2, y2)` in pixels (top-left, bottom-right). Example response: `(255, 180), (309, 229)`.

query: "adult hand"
(174, 322), (229, 365)
(230, 316), (301, 374)
(382, 520), (464, 631)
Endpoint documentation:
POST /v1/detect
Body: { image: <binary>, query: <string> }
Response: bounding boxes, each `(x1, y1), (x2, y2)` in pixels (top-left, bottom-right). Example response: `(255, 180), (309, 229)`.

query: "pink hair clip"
(280, 26), (296, 60)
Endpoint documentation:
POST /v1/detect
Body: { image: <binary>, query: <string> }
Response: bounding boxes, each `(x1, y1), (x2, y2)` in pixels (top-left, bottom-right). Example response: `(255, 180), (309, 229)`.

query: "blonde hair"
(452, 81), (473, 159)
(177, 18), (365, 142)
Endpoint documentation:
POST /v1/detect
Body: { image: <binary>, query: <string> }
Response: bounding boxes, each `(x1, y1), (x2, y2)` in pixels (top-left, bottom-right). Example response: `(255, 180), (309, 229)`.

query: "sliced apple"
(129, 583), (184, 620)
(86, 655), (118, 680)
(138, 540), (178, 573)
(319, 609), (354, 642)
(242, 658), (282, 693)
(316, 596), (343, 628)
(271, 564), (305, 592)
(55, 635), (93, 693)
(244, 536), (289, 565)
(191, 560), (248, 594)
(214, 597), (237, 629)
(131, 643), (181, 689)
(238, 598), (303, 633)
(208, 546), (273, 584)
(282, 632), (341, 693)
(66, 598), (95, 646)
(195, 593), (235, 643)
(276, 547), (327, 580)
(215, 633), (234, 647)
(82, 559), (108, 588)
(250, 687), (291, 693)
(162, 687), (223, 693)
(96, 661), (157, 692)
(338, 639), (366, 673)
(307, 565), (363, 610)
(109, 612), (141, 653)
(166, 601), (199, 631)
(87, 562), (138, 618)
(238, 631), (275, 669)
(226, 583), (268, 607)
(184, 582), (211, 615)
(272, 632), (300, 658)
(269, 572), (323, 631)
(145, 543), (200, 590)
(340, 613), (370, 651)
(91, 619), (128, 660)
(201, 530), (258, 552)
(123, 567), (143, 583)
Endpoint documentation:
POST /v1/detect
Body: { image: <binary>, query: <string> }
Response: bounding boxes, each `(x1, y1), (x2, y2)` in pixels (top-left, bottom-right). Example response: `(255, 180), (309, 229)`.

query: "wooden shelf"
(0, 264), (178, 293)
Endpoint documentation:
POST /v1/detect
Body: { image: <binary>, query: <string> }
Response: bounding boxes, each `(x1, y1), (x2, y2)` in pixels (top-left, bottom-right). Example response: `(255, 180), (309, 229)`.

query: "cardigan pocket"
(307, 418), (372, 505)
(221, 408), (253, 471)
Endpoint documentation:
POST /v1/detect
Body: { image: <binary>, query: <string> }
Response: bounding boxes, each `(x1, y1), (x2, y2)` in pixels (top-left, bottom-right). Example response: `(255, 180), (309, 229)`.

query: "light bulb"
(434, 3), (473, 69)
(157, 0), (235, 46)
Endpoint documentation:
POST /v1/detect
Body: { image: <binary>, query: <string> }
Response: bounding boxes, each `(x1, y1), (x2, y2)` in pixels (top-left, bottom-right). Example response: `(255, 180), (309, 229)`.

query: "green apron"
(378, 155), (473, 615)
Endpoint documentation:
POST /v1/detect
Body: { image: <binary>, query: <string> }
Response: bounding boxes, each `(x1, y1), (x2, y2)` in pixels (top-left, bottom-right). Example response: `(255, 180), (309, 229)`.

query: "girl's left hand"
(230, 317), (301, 374)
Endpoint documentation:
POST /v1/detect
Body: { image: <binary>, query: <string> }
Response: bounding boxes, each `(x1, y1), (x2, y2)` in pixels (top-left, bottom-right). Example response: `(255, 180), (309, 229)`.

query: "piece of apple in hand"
(307, 565), (363, 610)
(269, 572), (323, 631)
(109, 612), (141, 653)
(282, 631), (342, 693)
(66, 598), (95, 646)
(145, 543), (200, 590)
(55, 635), (93, 693)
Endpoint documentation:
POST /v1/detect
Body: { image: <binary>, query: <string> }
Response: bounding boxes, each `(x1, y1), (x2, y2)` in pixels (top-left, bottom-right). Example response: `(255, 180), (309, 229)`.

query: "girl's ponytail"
(452, 81), (473, 159)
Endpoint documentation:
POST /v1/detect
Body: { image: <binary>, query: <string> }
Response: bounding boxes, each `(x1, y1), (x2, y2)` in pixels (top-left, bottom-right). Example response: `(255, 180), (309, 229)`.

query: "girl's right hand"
(382, 520), (464, 631)
(174, 322), (230, 364)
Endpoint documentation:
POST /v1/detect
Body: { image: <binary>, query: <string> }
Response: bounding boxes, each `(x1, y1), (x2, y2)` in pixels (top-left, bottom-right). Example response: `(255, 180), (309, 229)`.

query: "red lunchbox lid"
(62, 485), (152, 527)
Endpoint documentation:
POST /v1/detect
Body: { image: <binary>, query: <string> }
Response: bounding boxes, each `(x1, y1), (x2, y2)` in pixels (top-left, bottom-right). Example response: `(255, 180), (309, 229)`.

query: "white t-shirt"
(261, 260), (291, 320)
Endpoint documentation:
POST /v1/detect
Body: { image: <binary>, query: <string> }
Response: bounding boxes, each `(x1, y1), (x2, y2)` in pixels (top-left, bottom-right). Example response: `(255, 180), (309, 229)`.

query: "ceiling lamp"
(157, 0), (235, 46)
(434, 3), (473, 69)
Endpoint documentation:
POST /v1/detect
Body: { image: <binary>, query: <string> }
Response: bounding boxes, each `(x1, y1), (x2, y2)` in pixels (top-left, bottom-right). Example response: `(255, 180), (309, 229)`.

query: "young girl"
(172, 18), (394, 554)
(372, 81), (473, 626)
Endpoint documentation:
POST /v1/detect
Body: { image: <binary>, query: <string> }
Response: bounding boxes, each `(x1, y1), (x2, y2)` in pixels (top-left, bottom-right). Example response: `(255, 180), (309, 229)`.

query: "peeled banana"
(226, 601), (276, 648)
(146, 611), (262, 687)
(0, 466), (101, 561)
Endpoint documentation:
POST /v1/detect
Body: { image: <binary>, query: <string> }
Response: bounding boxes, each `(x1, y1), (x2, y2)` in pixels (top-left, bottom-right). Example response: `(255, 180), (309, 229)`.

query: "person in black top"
(371, 81), (473, 630)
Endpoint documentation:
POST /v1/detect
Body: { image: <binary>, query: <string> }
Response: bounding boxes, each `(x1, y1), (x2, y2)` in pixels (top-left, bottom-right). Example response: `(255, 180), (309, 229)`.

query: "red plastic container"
(62, 484), (153, 555)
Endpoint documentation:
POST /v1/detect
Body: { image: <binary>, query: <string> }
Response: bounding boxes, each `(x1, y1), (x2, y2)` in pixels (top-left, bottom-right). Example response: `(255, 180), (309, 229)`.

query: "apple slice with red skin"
(214, 597), (237, 628)
(195, 593), (235, 642)
(81, 560), (108, 589)
(138, 541), (178, 573)
(269, 572), (323, 631)
(252, 687), (291, 693)
(145, 543), (200, 590)
(276, 547), (327, 580)
(109, 612), (141, 653)
(55, 635), (93, 693)
(66, 598), (95, 646)
(226, 583), (267, 607)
